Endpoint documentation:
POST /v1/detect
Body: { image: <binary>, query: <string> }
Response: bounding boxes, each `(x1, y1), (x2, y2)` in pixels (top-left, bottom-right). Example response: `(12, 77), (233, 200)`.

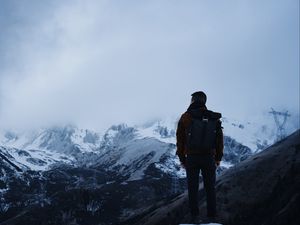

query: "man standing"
(176, 91), (224, 223)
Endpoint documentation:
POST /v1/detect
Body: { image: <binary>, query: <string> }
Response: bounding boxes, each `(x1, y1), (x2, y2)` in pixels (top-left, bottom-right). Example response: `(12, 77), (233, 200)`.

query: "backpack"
(186, 110), (221, 152)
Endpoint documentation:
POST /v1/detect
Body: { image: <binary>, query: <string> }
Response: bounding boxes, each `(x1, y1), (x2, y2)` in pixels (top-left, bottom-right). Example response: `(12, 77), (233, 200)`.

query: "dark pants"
(186, 154), (216, 217)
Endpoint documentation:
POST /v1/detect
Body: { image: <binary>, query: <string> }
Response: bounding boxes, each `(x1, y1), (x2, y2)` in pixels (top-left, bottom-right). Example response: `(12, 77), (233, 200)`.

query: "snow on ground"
(220, 160), (233, 169)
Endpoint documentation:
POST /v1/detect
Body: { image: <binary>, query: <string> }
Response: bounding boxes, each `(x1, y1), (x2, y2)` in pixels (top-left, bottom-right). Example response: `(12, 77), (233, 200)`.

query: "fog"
(0, 0), (299, 131)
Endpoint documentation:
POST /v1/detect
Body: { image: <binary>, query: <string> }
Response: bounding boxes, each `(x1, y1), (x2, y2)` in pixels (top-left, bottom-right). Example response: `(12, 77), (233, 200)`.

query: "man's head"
(191, 91), (207, 105)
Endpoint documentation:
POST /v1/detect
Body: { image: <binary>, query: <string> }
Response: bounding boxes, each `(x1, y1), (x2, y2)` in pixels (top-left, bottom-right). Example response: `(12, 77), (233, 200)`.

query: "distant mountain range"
(0, 115), (298, 225)
(0, 115), (287, 172)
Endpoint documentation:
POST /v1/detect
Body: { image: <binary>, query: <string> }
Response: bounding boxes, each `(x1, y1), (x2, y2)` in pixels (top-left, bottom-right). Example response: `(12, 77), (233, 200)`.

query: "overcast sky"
(0, 0), (299, 131)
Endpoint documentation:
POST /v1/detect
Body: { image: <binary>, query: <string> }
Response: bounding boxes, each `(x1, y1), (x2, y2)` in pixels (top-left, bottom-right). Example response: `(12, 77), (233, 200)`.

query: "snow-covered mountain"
(0, 125), (101, 171)
(0, 114), (298, 225)
(0, 114), (294, 174)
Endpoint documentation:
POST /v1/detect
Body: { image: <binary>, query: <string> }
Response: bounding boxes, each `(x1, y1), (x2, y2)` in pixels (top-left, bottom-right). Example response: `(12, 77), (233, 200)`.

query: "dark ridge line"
(0, 150), (23, 172)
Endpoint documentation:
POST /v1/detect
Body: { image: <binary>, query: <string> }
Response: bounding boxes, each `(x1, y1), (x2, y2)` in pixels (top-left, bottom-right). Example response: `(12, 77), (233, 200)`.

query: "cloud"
(0, 0), (299, 131)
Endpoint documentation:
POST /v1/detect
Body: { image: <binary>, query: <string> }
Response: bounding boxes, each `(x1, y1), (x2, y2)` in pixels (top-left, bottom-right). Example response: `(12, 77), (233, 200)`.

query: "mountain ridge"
(0, 115), (285, 174)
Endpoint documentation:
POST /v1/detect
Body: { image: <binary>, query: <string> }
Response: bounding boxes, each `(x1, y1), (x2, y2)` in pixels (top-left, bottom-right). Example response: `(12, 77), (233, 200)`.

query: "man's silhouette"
(176, 91), (224, 223)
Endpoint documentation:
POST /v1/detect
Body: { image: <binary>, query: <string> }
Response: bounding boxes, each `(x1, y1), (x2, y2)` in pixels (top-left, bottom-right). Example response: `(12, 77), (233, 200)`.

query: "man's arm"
(215, 120), (224, 165)
(176, 115), (186, 165)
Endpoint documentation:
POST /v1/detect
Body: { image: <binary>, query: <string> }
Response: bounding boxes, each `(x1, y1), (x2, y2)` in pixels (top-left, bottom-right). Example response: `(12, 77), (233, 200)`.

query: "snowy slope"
(0, 146), (74, 171)
(221, 117), (276, 152)
(91, 124), (185, 180)
(137, 117), (177, 144)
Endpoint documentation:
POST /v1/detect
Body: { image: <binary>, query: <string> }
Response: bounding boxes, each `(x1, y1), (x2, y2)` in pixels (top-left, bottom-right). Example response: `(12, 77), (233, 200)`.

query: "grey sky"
(0, 0), (299, 130)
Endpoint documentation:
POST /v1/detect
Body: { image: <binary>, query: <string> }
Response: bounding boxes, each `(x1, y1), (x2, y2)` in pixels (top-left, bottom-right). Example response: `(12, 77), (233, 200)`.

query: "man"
(176, 91), (224, 223)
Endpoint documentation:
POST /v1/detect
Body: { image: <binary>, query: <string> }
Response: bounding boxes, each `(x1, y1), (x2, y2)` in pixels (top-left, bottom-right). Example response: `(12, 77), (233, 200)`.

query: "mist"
(0, 0), (299, 131)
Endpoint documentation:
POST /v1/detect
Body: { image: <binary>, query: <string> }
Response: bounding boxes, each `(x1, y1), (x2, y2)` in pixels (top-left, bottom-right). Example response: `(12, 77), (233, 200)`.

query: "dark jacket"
(176, 102), (224, 163)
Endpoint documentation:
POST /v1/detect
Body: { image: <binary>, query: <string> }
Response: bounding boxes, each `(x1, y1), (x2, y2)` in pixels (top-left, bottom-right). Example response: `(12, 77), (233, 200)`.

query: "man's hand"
(215, 161), (220, 166)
